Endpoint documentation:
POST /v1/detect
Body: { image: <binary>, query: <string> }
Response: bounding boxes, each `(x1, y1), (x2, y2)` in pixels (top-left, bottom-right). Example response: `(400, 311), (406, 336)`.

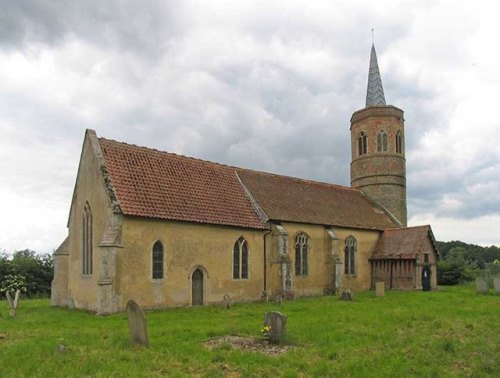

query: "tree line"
(0, 250), (53, 299)
(1, 240), (499, 297)
(436, 241), (500, 285)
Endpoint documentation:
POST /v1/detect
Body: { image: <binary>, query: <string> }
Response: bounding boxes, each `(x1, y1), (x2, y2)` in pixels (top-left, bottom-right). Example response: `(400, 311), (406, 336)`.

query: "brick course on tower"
(350, 45), (408, 227)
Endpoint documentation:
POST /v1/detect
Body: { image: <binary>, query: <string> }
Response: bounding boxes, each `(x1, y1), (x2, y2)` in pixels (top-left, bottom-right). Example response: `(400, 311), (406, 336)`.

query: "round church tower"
(350, 44), (407, 227)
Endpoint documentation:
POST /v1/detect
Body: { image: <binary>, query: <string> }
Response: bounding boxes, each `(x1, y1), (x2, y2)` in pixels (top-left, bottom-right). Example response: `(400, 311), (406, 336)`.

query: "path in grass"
(0, 285), (499, 377)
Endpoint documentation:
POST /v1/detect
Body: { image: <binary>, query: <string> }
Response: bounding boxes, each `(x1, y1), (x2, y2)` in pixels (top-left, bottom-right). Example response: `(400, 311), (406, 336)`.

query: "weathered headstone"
(375, 282), (385, 297)
(222, 293), (231, 309)
(125, 300), (149, 347)
(5, 290), (21, 318)
(340, 287), (354, 301)
(275, 295), (283, 306)
(494, 275), (500, 294)
(474, 277), (488, 294)
(263, 311), (287, 344)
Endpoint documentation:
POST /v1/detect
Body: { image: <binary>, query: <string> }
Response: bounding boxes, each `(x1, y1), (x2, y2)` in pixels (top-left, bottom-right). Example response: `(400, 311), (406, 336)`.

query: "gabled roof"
(237, 169), (397, 230)
(371, 225), (438, 260)
(99, 138), (267, 230)
(96, 133), (398, 230)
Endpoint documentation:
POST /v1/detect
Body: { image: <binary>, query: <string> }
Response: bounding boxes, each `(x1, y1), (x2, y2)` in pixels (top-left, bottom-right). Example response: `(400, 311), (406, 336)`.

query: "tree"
(0, 250), (54, 298)
(437, 247), (480, 285)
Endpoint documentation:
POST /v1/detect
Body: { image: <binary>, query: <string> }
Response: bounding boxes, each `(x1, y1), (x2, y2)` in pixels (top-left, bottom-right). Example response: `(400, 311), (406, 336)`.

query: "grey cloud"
(0, 0), (181, 57)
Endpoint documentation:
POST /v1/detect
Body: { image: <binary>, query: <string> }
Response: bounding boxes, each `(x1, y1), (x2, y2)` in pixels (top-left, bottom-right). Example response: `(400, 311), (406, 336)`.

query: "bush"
(0, 250), (53, 299)
(437, 247), (480, 285)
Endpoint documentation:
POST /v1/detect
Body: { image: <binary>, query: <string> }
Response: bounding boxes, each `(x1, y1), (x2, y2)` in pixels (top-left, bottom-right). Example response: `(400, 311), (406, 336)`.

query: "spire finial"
(371, 28), (374, 45)
(365, 42), (386, 107)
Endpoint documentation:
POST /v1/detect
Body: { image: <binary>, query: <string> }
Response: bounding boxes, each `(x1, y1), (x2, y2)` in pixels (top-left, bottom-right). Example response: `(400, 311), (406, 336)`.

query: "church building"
(51, 45), (439, 314)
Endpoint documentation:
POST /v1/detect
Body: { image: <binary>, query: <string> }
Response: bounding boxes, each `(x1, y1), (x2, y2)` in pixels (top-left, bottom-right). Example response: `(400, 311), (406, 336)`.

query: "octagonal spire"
(366, 44), (386, 107)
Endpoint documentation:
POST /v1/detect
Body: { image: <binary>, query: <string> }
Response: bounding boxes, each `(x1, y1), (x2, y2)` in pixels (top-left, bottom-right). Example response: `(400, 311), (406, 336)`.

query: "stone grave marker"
(125, 300), (149, 347)
(375, 282), (385, 297)
(264, 311), (287, 344)
(340, 287), (354, 301)
(474, 277), (488, 294)
(222, 293), (231, 309)
(275, 295), (283, 306)
(494, 275), (500, 294)
(5, 290), (21, 318)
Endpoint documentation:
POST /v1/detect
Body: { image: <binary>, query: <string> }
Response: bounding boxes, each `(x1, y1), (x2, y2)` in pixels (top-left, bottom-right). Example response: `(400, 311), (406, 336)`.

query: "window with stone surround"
(396, 131), (403, 154)
(152, 240), (164, 279)
(377, 130), (388, 152)
(295, 233), (309, 276)
(82, 202), (93, 275)
(358, 132), (368, 155)
(233, 237), (248, 279)
(344, 236), (356, 275)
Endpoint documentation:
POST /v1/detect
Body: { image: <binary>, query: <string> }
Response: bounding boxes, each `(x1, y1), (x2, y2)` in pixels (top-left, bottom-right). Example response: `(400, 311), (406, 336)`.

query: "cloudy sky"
(1, 0), (499, 254)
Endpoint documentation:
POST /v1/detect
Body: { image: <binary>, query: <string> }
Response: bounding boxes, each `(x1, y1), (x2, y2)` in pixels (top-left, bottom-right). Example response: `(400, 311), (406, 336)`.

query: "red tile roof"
(98, 137), (398, 230)
(237, 170), (398, 230)
(371, 225), (437, 259)
(99, 138), (267, 229)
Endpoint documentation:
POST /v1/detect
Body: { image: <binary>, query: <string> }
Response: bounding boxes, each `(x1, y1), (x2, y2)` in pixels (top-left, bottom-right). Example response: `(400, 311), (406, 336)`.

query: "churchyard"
(1, 285), (498, 377)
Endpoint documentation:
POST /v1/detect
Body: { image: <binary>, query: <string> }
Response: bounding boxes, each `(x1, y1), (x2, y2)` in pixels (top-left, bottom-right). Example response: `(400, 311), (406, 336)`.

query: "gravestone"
(263, 311), (287, 344)
(375, 282), (385, 297)
(494, 275), (500, 294)
(125, 300), (149, 347)
(275, 295), (283, 306)
(474, 277), (488, 294)
(5, 290), (21, 318)
(340, 287), (354, 301)
(222, 293), (231, 309)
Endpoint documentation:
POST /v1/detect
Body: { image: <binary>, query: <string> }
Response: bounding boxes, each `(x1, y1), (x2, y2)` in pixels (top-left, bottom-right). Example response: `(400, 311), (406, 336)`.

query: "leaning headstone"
(493, 275), (500, 294)
(125, 300), (149, 347)
(375, 282), (385, 297)
(222, 293), (231, 309)
(5, 290), (21, 318)
(474, 277), (488, 294)
(263, 311), (287, 344)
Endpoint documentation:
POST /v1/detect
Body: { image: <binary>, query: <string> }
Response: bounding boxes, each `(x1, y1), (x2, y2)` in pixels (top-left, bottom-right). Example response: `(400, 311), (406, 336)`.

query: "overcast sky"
(1, 0), (499, 254)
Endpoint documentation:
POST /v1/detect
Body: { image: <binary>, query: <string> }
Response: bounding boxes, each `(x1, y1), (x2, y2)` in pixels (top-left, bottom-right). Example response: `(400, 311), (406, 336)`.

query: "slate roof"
(371, 225), (437, 260)
(366, 44), (386, 107)
(98, 136), (398, 230)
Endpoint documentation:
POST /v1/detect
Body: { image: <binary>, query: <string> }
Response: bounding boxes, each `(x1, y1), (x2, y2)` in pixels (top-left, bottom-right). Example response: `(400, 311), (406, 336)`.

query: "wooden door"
(422, 266), (431, 291)
(192, 269), (203, 305)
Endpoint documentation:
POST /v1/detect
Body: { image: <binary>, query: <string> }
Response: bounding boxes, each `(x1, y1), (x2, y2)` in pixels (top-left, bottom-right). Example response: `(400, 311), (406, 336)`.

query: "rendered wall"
(64, 132), (115, 311)
(115, 218), (265, 309)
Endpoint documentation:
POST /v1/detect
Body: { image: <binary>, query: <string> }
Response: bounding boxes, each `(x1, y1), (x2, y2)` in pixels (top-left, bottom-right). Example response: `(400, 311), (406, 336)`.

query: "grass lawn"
(1, 285), (499, 377)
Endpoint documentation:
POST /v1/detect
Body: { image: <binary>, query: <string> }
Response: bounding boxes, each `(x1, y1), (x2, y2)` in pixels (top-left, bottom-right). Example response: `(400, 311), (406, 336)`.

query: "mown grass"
(0, 285), (499, 377)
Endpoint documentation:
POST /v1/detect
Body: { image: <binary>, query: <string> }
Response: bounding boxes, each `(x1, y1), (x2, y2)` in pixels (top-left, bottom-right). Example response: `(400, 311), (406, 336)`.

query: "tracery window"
(344, 236), (357, 275)
(295, 233), (309, 276)
(233, 237), (248, 279)
(358, 132), (368, 155)
(396, 131), (403, 154)
(377, 130), (388, 152)
(152, 240), (164, 279)
(82, 202), (93, 275)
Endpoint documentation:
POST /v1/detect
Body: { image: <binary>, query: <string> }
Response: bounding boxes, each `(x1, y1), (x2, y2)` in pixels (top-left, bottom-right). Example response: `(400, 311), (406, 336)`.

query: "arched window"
(82, 202), (93, 275)
(396, 131), (403, 154)
(233, 237), (248, 279)
(152, 241), (164, 279)
(295, 233), (309, 276)
(358, 132), (368, 155)
(377, 130), (388, 152)
(344, 236), (356, 275)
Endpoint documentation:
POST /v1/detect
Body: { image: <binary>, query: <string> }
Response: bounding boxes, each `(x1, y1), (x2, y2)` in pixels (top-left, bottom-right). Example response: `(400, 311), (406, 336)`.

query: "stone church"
(51, 45), (439, 314)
